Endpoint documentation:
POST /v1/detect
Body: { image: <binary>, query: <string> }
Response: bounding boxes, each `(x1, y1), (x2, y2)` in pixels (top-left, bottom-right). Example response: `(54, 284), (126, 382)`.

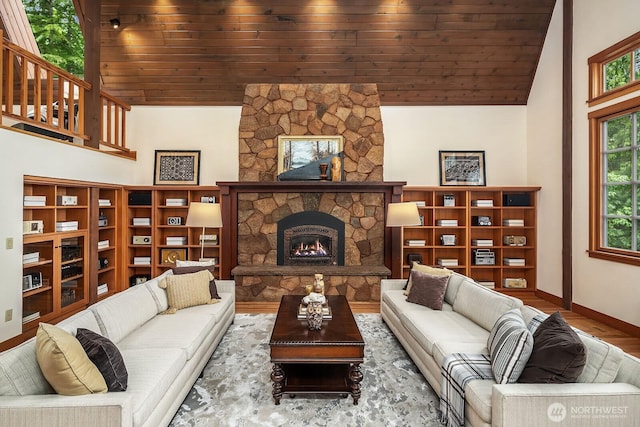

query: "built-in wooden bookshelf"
(401, 186), (540, 292)
(125, 186), (223, 284)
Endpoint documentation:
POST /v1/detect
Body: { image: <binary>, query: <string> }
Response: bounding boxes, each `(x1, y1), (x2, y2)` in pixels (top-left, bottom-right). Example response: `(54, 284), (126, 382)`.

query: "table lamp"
(185, 202), (223, 261)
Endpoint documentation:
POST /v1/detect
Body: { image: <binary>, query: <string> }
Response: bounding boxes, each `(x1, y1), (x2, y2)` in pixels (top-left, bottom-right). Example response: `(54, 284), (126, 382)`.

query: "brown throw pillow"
(405, 269), (449, 310)
(172, 265), (220, 299)
(76, 328), (128, 392)
(518, 311), (587, 383)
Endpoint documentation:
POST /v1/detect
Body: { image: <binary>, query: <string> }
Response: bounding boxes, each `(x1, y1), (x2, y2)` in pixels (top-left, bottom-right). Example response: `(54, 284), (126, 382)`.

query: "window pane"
(605, 114), (632, 150)
(606, 218), (632, 250)
(606, 184), (632, 216)
(606, 150), (632, 182)
(605, 53), (631, 91)
(635, 49), (640, 81)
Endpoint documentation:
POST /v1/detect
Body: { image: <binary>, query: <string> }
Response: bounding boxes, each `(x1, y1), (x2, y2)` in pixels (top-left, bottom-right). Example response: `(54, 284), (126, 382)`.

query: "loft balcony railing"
(0, 31), (133, 158)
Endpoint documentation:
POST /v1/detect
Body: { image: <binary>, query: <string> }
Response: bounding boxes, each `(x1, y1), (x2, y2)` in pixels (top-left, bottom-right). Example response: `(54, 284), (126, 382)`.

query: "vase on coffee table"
(306, 301), (323, 330)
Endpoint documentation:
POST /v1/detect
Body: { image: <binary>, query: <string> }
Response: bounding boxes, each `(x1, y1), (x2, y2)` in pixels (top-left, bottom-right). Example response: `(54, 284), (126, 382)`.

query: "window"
(589, 32), (640, 266)
(588, 31), (640, 107)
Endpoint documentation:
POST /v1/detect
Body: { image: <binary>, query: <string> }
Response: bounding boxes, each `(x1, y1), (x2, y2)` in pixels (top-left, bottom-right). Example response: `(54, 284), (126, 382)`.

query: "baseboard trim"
(534, 289), (564, 306)
(572, 303), (640, 338)
(535, 290), (640, 338)
(235, 301), (380, 314)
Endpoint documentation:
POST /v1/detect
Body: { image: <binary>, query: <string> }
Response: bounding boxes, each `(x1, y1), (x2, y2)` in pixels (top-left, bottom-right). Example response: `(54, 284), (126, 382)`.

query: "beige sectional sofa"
(381, 273), (640, 427)
(0, 271), (235, 427)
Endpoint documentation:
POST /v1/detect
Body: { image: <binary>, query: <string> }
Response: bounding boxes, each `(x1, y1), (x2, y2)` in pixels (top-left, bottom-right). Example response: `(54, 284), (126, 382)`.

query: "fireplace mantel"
(217, 181), (406, 281)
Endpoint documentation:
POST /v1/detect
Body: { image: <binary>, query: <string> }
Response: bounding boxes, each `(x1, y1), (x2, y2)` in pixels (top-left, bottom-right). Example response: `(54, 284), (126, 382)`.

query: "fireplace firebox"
(277, 211), (345, 265)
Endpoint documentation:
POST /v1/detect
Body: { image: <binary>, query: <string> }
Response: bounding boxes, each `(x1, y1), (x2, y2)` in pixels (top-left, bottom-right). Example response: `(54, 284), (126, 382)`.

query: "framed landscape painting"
(277, 135), (344, 175)
(439, 150), (486, 186)
(154, 150), (201, 185)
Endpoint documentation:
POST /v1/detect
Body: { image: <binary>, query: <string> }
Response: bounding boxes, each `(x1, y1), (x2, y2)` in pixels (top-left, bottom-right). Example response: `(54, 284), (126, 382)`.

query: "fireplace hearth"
(277, 211), (345, 266)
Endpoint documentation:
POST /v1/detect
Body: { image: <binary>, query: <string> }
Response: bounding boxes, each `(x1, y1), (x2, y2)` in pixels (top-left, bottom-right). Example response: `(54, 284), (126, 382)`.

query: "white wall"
(126, 106), (241, 184)
(571, 0), (640, 327)
(0, 128), (136, 342)
(526, 1), (564, 298)
(382, 106), (528, 185)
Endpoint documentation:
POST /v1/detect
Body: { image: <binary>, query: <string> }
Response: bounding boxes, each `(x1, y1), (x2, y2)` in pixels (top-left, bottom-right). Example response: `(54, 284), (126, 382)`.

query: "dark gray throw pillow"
(172, 266), (220, 299)
(405, 269), (449, 310)
(76, 328), (128, 391)
(518, 311), (586, 383)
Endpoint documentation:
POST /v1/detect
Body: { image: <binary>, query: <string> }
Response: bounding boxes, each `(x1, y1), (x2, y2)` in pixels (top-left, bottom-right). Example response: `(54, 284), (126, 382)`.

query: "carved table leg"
(271, 363), (285, 405)
(348, 363), (363, 405)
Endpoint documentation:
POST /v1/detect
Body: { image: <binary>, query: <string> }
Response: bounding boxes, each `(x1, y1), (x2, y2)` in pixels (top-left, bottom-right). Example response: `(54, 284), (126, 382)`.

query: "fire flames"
(291, 239), (328, 257)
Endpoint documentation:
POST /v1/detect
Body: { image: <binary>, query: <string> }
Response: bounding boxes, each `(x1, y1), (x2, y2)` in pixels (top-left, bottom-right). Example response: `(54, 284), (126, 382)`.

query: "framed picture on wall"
(439, 150), (486, 186)
(154, 150), (201, 185)
(277, 135), (344, 175)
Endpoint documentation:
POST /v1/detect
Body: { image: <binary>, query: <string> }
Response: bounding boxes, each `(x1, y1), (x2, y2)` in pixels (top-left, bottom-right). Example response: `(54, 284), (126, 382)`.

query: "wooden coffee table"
(269, 294), (365, 405)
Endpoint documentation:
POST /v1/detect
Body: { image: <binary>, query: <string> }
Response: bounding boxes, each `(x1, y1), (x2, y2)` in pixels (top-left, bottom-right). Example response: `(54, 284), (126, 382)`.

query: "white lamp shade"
(386, 202), (421, 227)
(185, 202), (223, 228)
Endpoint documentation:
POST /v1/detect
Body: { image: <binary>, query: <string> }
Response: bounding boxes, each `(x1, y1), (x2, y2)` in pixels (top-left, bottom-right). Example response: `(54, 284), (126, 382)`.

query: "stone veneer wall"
(238, 83), (384, 182)
(235, 83), (388, 303)
(235, 191), (385, 302)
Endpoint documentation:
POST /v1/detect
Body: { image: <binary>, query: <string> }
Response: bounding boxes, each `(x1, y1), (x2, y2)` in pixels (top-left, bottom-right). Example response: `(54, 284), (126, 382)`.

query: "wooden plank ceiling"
(76, 0), (556, 106)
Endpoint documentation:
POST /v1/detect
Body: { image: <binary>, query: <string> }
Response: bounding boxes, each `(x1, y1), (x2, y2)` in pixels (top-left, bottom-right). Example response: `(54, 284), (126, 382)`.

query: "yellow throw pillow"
(36, 323), (107, 395)
(404, 262), (452, 295)
(159, 269), (219, 314)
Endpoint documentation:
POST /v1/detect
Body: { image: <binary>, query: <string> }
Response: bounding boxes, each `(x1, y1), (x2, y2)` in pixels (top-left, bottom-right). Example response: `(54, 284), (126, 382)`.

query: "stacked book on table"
(405, 239), (426, 247)
(503, 219), (525, 227)
(471, 199), (494, 207)
(133, 217), (151, 226)
(471, 239), (494, 247)
(436, 219), (458, 227)
(437, 258), (459, 267)
(297, 304), (333, 320)
(24, 195), (46, 207)
(503, 258), (526, 266)
(56, 221), (78, 232)
(166, 198), (187, 206)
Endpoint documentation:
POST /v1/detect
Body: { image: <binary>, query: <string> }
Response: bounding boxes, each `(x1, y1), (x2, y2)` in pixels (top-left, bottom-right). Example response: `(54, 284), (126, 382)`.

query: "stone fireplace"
(220, 83), (404, 306)
(277, 211), (345, 266)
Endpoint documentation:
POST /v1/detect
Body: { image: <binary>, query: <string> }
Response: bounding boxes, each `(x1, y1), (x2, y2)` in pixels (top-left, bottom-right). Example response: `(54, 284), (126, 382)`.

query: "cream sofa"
(381, 273), (640, 427)
(0, 271), (235, 427)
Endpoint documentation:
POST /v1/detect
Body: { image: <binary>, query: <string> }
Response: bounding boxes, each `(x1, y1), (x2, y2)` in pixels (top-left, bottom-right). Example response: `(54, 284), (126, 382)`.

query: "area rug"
(170, 313), (442, 427)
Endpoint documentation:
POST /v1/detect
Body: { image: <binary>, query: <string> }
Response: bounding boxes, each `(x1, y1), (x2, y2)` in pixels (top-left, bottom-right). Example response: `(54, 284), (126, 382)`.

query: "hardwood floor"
(238, 295), (640, 358)
(517, 293), (640, 358)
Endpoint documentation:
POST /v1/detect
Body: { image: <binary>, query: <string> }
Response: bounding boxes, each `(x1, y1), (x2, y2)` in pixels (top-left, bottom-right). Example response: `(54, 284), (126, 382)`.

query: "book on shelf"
(405, 239), (426, 246)
(22, 311), (40, 324)
(22, 252), (40, 264)
(502, 219), (525, 227)
(97, 283), (109, 295)
(503, 258), (526, 266)
(471, 239), (494, 247)
(199, 234), (218, 245)
(477, 281), (496, 289)
(98, 240), (110, 249)
(414, 201), (426, 207)
(166, 236), (188, 245)
(296, 304), (333, 320)
(133, 217), (151, 226)
(436, 219), (458, 227)
(55, 221), (79, 232)
(471, 199), (494, 207)
(98, 199), (112, 206)
(133, 256), (151, 265)
(23, 195), (46, 207)
(165, 198), (187, 206)
(437, 258), (459, 267)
